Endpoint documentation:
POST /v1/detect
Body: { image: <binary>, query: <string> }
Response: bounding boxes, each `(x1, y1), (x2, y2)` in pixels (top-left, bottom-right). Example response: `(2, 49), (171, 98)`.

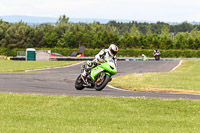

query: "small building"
(26, 48), (36, 61)
(36, 50), (50, 61)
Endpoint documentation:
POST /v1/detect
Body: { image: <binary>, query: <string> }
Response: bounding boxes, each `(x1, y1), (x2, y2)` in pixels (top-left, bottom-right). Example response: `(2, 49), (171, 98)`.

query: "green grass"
(110, 60), (200, 94)
(0, 93), (199, 133)
(0, 60), (81, 71)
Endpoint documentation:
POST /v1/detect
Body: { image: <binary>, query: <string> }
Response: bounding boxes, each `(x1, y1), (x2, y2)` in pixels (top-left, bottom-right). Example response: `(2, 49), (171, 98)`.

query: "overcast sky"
(1, 0), (200, 22)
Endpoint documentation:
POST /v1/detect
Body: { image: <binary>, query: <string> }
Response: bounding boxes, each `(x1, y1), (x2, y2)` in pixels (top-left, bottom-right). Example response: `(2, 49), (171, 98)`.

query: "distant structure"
(36, 50), (50, 61)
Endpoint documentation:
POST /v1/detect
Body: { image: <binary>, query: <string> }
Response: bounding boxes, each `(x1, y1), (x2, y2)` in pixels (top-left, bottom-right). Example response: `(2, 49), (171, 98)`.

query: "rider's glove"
(98, 58), (105, 63)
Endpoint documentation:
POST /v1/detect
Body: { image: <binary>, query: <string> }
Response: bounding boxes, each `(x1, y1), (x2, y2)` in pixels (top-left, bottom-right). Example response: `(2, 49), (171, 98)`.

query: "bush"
(1, 47), (200, 58)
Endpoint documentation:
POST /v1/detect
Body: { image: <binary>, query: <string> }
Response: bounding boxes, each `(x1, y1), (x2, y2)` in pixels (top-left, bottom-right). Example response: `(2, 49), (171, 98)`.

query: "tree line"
(1, 15), (200, 50)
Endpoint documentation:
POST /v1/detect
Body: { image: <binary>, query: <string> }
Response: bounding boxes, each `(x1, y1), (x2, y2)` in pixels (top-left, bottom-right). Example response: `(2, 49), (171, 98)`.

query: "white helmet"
(108, 44), (118, 57)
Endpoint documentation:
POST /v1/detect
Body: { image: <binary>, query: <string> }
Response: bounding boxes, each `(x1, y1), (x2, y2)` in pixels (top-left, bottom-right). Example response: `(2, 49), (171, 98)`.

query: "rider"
(87, 44), (118, 68)
(142, 54), (148, 61)
(81, 44), (118, 85)
(153, 48), (161, 56)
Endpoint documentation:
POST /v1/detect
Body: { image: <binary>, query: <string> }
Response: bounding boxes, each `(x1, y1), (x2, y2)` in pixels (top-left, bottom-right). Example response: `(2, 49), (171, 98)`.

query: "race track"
(0, 61), (199, 100)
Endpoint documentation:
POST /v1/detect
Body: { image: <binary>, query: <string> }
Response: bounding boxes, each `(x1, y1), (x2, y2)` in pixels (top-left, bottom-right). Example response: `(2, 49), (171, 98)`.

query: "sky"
(0, 0), (200, 22)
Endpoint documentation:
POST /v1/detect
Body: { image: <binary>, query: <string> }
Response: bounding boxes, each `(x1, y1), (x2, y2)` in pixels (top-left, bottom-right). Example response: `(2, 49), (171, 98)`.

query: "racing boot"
(81, 64), (88, 77)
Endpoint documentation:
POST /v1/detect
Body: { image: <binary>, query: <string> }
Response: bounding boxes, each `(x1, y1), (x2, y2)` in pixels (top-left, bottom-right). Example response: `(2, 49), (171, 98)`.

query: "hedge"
(1, 47), (200, 58)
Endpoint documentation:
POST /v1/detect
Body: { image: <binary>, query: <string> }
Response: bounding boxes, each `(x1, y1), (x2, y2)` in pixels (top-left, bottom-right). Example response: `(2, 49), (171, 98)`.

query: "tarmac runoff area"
(0, 59), (200, 100)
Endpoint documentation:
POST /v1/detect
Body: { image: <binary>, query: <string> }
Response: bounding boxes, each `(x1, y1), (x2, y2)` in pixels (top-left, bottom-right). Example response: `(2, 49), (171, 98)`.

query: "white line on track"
(170, 60), (183, 72)
(107, 85), (132, 92)
(24, 62), (84, 72)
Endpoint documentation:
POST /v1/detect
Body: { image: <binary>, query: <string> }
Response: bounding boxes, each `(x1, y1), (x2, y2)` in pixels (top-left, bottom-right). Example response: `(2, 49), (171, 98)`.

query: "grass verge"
(0, 93), (200, 133)
(0, 60), (81, 71)
(110, 60), (200, 94)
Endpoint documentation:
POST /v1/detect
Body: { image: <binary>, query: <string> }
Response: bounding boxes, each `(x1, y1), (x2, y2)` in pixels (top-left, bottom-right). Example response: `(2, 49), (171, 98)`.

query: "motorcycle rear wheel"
(95, 72), (110, 91)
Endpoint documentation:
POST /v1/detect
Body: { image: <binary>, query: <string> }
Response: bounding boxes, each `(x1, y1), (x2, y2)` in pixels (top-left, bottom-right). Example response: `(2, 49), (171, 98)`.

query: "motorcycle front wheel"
(95, 72), (110, 91)
(75, 74), (85, 90)
(155, 55), (160, 60)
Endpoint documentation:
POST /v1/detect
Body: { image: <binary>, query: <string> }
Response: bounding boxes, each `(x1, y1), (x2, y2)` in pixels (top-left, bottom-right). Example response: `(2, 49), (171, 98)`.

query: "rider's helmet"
(108, 44), (118, 57)
(142, 54), (145, 57)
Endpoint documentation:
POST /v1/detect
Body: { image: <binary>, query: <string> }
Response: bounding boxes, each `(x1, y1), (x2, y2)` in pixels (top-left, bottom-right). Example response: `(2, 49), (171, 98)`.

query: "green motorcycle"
(75, 57), (117, 91)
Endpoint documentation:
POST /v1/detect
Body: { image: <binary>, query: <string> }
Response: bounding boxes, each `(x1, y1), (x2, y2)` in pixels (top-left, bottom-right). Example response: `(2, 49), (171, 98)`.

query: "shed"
(26, 48), (36, 61)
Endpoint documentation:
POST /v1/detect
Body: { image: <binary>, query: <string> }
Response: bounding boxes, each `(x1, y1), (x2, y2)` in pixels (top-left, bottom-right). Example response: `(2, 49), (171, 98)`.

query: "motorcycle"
(75, 57), (117, 91)
(154, 52), (161, 61)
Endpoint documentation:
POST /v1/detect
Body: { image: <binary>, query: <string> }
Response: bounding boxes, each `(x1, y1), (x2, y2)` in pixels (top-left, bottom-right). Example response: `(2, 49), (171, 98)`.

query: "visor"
(110, 49), (117, 56)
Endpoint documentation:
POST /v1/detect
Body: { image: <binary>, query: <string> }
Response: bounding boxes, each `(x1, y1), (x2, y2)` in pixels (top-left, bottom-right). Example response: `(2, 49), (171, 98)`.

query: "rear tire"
(95, 73), (110, 91)
(75, 74), (85, 90)
(155, 55), (160, 61)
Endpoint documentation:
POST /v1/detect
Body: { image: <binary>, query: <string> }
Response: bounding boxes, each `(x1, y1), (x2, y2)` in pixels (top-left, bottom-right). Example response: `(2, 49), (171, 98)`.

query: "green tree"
(3, 22), (34, 48)
(119, 32), (133, 48)
(44, 32), (58, 48)
(56, 15), (69, 25)
(33, 25), (46, 48)
(57, 31), (76, 48)
(174, 32), (189, 49)
(0, 20), (9, 47)
(159, 26), (173, 49)
(130, 24), (141, 37)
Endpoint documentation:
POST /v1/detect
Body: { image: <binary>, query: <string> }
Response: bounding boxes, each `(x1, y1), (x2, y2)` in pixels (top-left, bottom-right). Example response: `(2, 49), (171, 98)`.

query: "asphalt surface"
(0, 61), (199, 100)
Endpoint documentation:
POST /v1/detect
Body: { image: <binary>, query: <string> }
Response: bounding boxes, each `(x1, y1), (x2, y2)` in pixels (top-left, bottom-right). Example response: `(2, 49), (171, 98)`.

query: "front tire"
(75, 74), (85, 90)
(95, 72), (110, 91)
(155, 55), (160, 61)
